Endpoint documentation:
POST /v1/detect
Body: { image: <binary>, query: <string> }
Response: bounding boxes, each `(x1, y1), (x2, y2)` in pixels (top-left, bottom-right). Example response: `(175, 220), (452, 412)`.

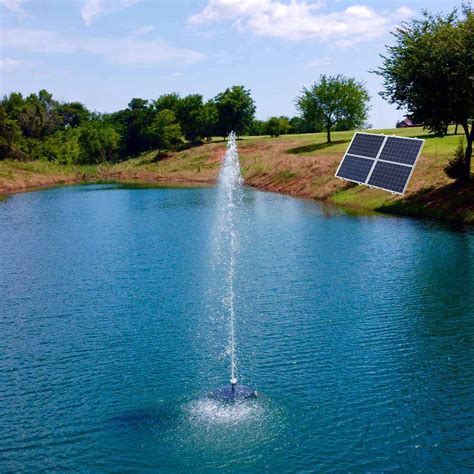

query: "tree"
(146, 109), (183, 155)
(77, 123), (119, 164)
(214, 86), (256, 137)
(176, 94), (206, 143)
(58, 102), (90, 128)
(202, 100), (218, 140)
(248, 119), (265, 136)
(375, 6), (474, 182)
(18, 90), (61, 139)
(113, 98), (154, 155)
(0, 106), (24, 160)
(288, 116), (319, 134)
(265, 116), (290, 137)
(295, 74), (370, 143)
(153, 93), (180, 114)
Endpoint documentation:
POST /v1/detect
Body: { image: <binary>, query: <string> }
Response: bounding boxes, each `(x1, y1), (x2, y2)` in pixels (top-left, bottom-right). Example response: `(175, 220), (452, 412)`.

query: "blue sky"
(0, 0), (461, 128)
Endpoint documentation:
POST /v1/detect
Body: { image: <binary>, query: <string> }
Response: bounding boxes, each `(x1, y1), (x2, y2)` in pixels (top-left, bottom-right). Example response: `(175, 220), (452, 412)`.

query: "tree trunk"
(326, 126), (331, 143)
(454, 123), (458, 135)
(462, 121), (473, 182)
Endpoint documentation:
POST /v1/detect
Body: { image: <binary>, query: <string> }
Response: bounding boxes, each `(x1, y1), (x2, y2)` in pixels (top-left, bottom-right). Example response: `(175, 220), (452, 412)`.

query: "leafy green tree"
(265, 116), (289, 137)
(176, 94), (206, 143)
(1, 92), (25, 121)
(288, 116), (320, 134)
(0, 106), (24, 160)
(296, 74), (370, 143)
(58, 102), (90, 128)
(147, 109), (183, 155)
(110, 98), (153, 155)
(202, 99), (218, 140)
(375, 6), (474, 181)
(153, 93), (181, 114)
(265, 117), (281, 137)
(42, 128), (80, 164)
(214, 86), (256, 137)
(248, 119), (265, 136)
(278, 116), (290, 135)
(16, 90), (61, 139)
(77, 123), (119, 164)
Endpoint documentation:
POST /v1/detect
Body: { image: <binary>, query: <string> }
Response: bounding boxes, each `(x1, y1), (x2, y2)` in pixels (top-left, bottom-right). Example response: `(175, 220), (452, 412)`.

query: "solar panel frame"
(335, 132), (424, 195)
(377, 136), (424, 166)
(367, 161), (412, 194)
(335, 154), (375, 184)
(346, 132), (386, 159)
(334, 133), (385, 185)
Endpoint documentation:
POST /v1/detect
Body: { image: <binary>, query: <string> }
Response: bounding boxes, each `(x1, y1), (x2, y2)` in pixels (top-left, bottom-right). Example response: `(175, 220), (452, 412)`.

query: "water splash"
(215, 131), (243, 382)
(186, 398), (262, 426)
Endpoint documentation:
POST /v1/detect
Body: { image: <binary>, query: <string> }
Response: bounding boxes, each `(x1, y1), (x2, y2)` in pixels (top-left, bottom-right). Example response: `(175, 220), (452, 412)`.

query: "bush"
(444, 138), (466, 180)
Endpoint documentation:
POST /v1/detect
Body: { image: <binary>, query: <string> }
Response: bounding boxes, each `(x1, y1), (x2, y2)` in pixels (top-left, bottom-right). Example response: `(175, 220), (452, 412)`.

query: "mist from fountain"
(216, 131), (243, 384)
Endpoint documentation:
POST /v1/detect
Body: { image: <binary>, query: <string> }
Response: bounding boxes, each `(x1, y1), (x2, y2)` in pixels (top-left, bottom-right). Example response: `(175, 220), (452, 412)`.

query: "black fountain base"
(209, 380), (257, 402)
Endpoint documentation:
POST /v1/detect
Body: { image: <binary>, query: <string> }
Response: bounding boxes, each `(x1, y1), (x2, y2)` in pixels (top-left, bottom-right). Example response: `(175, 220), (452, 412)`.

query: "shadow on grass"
(149, 152), (171, 163)
(287, 139), (349, 155)
(377, 180), (473, 224)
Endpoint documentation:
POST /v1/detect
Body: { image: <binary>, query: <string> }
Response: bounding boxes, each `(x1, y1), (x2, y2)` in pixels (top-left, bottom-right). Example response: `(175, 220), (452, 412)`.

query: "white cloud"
(1, 28), (205, 65)
(0, 0), (24, 12)
(188, 0), (274, 25)
(0, 57), (29, 70)
(189, 1), (415, 44)
(394, 6), (414, 19)
(80, 0), (139, 25)
(0, 0), (26, 17)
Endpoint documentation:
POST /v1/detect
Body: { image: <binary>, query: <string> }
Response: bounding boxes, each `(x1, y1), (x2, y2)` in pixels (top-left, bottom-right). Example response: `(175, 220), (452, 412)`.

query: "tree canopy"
(295, 74), (370, 143)
(375, 5), (474, 181)
(147, 109), (183, 155)
(214, 86), (256, 137)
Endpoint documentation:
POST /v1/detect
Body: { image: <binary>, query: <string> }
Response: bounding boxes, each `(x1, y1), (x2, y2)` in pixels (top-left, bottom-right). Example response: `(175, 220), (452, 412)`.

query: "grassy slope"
(0, 161), (100, 194)
(0, 126), (472, 223)
(109, 126), (473, 223)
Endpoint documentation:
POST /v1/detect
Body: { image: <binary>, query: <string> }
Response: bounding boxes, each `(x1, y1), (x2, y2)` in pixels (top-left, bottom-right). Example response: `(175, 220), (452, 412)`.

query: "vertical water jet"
(209, 132), (257, 402)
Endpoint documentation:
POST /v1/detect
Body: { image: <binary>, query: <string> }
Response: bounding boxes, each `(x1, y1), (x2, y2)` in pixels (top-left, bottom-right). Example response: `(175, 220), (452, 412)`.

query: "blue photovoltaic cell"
(336, 155), (374, 183)
(347, 133), (385, 158)
(367, 161), (412, 194)
(336, 132), (424, 194)
(378, 136), (423, 165)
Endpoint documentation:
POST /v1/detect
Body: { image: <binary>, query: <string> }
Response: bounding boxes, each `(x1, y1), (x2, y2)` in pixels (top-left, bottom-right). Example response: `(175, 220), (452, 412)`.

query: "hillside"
(0, 127), (473, 223)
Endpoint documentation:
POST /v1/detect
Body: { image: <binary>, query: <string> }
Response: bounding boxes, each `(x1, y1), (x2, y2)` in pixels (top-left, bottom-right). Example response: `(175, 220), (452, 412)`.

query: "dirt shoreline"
(1, 128), (472, 223)
(1, 168), (471, 225)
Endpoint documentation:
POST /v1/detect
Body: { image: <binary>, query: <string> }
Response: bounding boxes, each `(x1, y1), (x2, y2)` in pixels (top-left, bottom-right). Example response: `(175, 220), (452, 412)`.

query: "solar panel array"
(335, 133), (424, 195)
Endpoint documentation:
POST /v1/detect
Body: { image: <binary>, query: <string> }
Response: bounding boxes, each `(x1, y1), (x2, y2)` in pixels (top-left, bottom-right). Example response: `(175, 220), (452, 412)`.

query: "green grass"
(1, 125), (471, 223)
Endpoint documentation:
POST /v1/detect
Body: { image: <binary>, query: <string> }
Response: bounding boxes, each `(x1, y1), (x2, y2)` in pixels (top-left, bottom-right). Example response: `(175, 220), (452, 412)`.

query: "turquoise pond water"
(0, 184), (473, 471)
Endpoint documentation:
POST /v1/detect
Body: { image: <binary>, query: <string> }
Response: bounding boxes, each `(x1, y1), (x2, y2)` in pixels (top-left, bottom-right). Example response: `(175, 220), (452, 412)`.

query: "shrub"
(444, 137), (466, 180)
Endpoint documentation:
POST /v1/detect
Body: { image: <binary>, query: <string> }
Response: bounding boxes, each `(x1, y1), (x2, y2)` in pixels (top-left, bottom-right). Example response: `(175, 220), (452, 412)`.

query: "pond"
(0, 184), (472, 471)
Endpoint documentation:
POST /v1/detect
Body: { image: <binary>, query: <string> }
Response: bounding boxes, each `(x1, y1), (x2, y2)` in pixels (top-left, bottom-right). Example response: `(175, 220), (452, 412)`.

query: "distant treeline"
(0, 86), (343, 165)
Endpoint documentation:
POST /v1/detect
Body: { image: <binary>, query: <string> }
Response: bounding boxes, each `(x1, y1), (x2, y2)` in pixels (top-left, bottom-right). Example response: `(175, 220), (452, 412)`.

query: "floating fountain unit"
(209, 378), (257, 402)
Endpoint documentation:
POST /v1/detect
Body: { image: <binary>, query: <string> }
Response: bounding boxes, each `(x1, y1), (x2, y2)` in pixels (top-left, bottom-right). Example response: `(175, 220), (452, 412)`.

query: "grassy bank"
(1, 126), (472, 224)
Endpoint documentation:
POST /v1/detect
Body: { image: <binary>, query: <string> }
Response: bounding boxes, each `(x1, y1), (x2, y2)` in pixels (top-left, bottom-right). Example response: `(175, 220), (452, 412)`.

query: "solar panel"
(335, 155), (374, 183)
(335, 132), (424, 195)
(378, 136), (423, 165)
(367, 162), (412, 194)
(347, 133), (385, 158)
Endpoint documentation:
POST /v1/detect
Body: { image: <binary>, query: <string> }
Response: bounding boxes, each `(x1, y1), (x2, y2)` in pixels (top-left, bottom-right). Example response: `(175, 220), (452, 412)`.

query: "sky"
(0, 0), (461, 128)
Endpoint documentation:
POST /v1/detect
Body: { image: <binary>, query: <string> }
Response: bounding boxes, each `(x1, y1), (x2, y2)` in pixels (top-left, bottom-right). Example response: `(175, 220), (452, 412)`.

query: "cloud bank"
(0, 28), (206, 65)
(80, 0), (140, 25)
(188, 0), (414, 45)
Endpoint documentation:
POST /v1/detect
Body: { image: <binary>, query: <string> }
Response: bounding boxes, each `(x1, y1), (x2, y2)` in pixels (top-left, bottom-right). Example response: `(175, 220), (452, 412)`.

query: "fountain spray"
(209, 132), (257, 402)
